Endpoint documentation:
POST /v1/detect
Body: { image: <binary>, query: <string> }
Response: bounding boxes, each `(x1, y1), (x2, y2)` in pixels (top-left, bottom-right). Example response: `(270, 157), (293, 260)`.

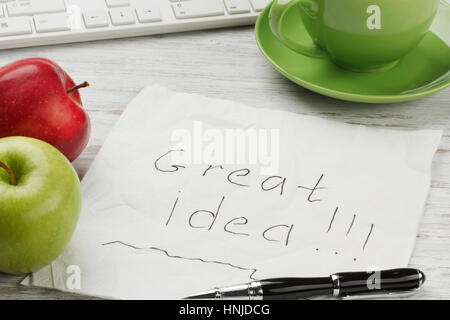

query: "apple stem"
(0, 161), (16, 185)
(67, 81), (90, 94)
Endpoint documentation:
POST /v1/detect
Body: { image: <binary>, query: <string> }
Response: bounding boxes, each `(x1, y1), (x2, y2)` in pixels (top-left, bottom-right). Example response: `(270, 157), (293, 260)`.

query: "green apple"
(0, 136), (81, 274)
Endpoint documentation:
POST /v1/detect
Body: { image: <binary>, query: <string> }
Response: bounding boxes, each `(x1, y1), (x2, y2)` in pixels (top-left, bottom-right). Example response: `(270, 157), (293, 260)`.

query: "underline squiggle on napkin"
(102, 240), (259, 280)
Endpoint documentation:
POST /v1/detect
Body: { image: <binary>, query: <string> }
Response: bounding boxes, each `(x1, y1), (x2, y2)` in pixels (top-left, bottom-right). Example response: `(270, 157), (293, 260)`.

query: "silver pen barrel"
(185, 281), (263, 300)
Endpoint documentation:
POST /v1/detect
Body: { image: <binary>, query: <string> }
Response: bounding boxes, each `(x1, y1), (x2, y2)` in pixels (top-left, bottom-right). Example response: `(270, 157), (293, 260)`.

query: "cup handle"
(269, 0), (327, 58)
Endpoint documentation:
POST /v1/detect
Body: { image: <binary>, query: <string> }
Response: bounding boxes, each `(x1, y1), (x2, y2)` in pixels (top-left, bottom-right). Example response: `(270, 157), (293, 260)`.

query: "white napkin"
(22, 85), (442, 299)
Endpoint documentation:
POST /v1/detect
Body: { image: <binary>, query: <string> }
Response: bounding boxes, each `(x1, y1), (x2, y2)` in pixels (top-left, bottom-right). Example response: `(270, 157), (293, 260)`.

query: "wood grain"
(0, 25), (448, 300)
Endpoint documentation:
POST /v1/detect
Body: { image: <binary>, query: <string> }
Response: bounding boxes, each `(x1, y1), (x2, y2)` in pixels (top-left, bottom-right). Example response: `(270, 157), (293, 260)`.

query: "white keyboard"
(0, 0), (271, 49)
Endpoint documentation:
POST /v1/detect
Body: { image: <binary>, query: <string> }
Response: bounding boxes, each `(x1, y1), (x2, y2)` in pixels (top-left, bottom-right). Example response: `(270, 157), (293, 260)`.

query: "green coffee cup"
(269, 0), (440, 72)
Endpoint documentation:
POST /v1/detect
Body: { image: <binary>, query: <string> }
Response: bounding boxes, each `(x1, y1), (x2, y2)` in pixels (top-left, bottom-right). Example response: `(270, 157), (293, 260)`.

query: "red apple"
(0, 58), (90, 162)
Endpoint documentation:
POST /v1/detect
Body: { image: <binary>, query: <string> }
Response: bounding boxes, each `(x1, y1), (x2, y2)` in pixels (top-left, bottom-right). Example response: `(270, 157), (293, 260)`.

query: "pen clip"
(340, 286), (423, 300)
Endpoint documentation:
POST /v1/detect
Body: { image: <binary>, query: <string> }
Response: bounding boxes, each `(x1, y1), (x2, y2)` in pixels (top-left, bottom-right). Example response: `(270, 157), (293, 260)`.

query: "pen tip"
(184, 289), (217, 300)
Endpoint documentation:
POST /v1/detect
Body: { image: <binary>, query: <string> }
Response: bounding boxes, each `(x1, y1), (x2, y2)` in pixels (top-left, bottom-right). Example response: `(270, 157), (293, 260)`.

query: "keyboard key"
(83, 11), (109, 28)
(106, 0), (130, 8)
(224, 0), (251, 14)
(250, 0), (270, 12)
(34, 13), (70, 33)
(172, 0), (225, 19)
(0, 17), (32, 37)
(109, 7), (135, 26)
(7, 0), (66, 17)
(135, 6), (161, 23)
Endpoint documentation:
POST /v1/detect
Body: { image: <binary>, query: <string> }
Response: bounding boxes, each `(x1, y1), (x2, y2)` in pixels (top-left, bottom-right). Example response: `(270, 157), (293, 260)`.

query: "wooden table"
(0, 25), (448, 300)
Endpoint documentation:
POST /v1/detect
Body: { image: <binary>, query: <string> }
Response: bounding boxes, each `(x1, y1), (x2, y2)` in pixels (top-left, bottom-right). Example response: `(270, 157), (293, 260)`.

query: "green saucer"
(255, 1), (450, 103)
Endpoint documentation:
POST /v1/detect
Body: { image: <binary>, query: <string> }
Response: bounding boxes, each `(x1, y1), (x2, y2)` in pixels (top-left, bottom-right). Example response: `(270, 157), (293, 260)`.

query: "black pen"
(185, 268), (425, 300)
